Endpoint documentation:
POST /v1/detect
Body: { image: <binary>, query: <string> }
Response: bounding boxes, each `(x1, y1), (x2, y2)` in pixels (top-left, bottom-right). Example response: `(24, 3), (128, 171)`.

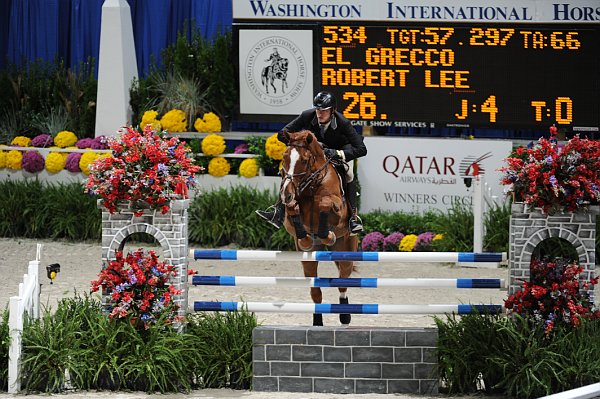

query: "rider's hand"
(324, 148), (340, 159)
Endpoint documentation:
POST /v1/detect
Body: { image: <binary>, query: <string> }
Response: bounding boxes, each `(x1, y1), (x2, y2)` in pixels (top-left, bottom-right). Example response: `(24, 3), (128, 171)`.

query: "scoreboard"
(234, 1), (600, 132)
(318, 23), (599, 131)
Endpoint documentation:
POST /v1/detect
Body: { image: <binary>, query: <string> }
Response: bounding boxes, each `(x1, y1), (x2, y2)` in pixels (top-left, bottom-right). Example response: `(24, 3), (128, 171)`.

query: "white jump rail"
(8, 243), (42, 394)
(537, 383), (600, 399)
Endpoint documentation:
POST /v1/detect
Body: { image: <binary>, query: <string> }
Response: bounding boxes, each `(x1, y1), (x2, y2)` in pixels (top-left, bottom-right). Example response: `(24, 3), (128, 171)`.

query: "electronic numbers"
(319, 24), (599, 131)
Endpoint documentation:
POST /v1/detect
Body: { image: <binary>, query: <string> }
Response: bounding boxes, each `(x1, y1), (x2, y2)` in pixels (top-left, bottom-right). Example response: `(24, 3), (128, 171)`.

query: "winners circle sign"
(239, 30), (314, 115)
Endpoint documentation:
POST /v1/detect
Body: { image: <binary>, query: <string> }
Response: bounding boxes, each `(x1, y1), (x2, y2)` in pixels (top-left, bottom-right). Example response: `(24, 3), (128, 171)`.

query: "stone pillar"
(99, 199), (190, 317)
(509, 202), (598, 296)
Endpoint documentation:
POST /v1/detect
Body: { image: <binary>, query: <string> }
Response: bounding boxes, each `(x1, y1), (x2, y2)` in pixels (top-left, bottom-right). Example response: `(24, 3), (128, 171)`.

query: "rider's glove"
(324, 148), (340, 159)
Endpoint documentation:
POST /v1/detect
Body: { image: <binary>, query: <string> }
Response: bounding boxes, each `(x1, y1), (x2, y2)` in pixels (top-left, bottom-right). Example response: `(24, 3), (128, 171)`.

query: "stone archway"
(99, 199), (190, 317)
(509, 203), (598, 297)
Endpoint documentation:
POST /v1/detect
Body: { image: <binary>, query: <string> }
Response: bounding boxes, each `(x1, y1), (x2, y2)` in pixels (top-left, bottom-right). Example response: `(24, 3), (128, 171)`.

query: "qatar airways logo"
(382, 152), (492, 181)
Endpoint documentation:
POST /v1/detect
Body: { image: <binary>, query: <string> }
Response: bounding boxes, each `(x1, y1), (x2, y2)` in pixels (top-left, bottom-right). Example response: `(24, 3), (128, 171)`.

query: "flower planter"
(508, 202), (599, 297)
(98, 198), (190, 319)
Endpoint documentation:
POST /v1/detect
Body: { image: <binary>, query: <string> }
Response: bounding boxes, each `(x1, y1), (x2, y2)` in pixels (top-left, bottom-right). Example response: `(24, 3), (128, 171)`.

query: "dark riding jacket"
(278, 109), (367, 162)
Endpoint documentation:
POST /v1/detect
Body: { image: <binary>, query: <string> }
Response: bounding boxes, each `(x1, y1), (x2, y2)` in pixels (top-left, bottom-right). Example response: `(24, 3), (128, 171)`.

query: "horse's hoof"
(313, 314), (323, 326)
(298, 237), (313, 251)
(322, 231), (337, 247)
(339, 297), (351, 325)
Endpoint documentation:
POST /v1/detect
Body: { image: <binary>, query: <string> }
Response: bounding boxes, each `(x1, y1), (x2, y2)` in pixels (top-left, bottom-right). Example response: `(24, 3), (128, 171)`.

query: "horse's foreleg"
(303, 261), (323, 326)
(317, 196), (338, 247)
(336, 260), (354, 325)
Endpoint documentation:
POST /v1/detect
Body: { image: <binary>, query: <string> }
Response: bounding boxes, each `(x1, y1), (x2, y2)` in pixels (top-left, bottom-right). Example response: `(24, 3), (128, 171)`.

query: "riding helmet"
(313, 91), (336, 110)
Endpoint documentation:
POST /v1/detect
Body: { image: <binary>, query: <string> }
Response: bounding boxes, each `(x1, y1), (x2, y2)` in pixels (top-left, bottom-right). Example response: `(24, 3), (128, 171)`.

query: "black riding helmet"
(313, 91), (336, 110)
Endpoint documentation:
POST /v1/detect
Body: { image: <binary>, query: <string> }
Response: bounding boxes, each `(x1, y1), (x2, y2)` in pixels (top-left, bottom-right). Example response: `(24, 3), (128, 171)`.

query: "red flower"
(90, 248), (182, 329)
(85, 125), (202, 214)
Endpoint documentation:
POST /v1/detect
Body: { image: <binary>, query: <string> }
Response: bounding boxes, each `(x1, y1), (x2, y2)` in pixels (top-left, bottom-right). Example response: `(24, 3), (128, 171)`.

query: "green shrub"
(18, 294), (256, 393)
(483, 200), (511, 253)
(436, 313), (600, 398)
(189, 186), (294, 250)
(187, 310), (257, 389)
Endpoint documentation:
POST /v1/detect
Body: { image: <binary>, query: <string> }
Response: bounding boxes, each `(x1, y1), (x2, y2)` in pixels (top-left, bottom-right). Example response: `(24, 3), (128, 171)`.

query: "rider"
(255, 91), (367, 235)
(265, 48), (282, 68)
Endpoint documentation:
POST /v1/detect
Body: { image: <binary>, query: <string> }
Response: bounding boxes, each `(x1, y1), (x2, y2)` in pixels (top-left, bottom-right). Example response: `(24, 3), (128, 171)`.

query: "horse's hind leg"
(302, 260), (323, 326)
(336, 260), (354, 325)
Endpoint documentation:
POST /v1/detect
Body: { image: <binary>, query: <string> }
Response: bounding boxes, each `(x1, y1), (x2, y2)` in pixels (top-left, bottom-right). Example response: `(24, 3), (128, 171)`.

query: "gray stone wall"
(509, 203), (598, 296)
(99, 199), (190, 317)
(252, 326), (438, 395)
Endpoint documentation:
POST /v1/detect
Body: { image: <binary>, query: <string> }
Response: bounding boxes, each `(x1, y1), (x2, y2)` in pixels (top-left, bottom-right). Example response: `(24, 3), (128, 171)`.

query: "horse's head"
(280, 130), (325, 205)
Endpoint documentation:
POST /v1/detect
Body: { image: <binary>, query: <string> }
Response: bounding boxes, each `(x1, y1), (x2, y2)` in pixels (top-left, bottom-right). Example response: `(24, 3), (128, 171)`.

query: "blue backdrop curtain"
(1, 0), (232, 76)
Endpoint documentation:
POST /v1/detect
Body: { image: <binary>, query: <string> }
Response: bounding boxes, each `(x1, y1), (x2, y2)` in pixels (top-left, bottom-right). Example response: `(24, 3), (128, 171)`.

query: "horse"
(280, 129), (359, 326)
(261, 58), (289, 94)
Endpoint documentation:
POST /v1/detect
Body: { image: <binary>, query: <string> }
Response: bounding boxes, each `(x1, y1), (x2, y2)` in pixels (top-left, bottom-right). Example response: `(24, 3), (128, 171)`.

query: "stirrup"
(255, 205), (283, 229)
(349, 215), (363, 235)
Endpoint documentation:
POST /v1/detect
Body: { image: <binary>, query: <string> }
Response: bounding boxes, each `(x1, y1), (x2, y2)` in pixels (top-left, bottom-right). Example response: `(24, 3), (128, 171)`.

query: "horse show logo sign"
(239, 30), (313, 115)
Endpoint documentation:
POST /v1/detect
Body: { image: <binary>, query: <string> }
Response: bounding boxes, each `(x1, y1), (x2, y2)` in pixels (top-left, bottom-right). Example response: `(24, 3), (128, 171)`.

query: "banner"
(233, 0), (600, 23)
(357, 137), (512, 213)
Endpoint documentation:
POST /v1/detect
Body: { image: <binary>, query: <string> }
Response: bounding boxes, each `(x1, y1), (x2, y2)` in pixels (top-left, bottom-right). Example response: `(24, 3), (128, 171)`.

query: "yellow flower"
(399, 234), (418, 252)
(239, 158), (259, 178)
(10, 136), (32, 147)
(201, 134), (226, 156)
(265, 133), (286, 160)
(208, 157), (230, 177)
(79, 152), (99, 175)
(433, 233), (444, 241)
(6, 150), (23, 170)
(45, 152), (68, 173)
(55, 131), (78, 148)
(194, 112), (221, 133)
(160, 109), (187, 132)
(140, 110), (162, 131)
(0, 151), (6, 168)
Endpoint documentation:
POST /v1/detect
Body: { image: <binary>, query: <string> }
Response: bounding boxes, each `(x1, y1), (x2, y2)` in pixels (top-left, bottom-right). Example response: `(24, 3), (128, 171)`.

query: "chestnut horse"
(280, 130), (359, 326)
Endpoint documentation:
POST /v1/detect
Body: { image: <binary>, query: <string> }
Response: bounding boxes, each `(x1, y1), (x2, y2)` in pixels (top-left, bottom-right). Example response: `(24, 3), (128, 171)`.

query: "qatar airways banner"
(233, 0), (600, 23)
(357, 137), (512, 213)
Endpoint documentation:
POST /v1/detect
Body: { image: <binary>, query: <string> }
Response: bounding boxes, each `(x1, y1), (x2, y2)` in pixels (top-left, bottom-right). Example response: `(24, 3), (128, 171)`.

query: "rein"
(281, 143), (333, 198)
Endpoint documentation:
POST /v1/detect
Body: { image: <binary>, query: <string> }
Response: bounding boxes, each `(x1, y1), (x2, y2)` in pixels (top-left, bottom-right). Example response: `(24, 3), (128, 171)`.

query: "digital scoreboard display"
(319, 24), (600, 131)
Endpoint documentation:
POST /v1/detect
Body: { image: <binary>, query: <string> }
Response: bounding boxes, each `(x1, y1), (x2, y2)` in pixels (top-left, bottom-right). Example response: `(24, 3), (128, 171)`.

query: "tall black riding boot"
(255, 201), (285, 229)
(346, 180), (363, 235)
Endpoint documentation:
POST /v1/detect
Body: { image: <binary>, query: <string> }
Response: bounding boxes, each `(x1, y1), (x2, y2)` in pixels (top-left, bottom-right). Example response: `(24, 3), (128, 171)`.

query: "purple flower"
(91, 136), (109, 150)
(31, 134), (53, 148)
(65, 152), (82, 172)
(22, 151), (45, 173)
(76, 138), (96, 149)
(234, 143), (249, 154)
(361, 231), (385, 252)
(414, 232), (436, 251)
(383, 232), (405, 252)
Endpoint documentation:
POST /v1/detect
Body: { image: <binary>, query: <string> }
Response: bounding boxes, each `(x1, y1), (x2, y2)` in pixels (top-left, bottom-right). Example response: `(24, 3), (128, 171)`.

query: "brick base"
(252, 326), (438, 394)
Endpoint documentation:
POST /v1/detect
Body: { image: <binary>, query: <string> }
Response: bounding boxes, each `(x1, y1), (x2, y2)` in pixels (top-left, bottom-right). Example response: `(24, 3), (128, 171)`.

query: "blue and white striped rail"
(190, 249), (506, 263)
(193, 301), (504, 315)
(192, 276), (506, 289)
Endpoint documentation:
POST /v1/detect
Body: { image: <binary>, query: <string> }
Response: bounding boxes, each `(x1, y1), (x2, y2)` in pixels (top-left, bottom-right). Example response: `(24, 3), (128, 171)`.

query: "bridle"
(281, 142), (332, 199)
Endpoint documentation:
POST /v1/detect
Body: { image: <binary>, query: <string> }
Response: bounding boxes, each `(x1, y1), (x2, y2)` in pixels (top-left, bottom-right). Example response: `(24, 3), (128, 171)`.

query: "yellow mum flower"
(201, 134), (226, 156)
(79, 152), (99, 175)
(140, 110), (162, 131)
(208, 157), (230, 177)
(45, 152), (68, 173)
(10, 136), (32, 147)
(433, 233), (444, 241)
(160, 109), (187, 132)
(194, 112), (221, 133)
(55, 131), (78, 148)
(6, 150), (23, 170)
(399, 234), (418, 252)
(0, 151), (6, 168)
(239, 158), (259, 178)
(265, 133), (286, 160)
